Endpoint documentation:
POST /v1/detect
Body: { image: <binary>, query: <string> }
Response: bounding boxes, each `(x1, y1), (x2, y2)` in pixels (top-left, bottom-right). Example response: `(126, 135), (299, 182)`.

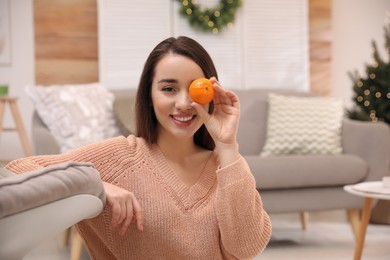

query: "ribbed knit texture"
(6, 135), (272, 259)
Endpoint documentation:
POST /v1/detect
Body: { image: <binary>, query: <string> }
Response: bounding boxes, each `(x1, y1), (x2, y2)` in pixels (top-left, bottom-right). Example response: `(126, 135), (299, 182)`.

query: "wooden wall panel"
(309, 0), (332, 96)
(34, 0), (98, 85)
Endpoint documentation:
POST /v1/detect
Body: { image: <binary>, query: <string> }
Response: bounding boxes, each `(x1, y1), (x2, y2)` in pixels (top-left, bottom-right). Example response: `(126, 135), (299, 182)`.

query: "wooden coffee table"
(344, 181), (390, 260)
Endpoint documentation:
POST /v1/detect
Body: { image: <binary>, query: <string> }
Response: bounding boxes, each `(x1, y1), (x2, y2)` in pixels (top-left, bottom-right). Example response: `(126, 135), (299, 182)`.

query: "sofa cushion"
(112, 89), (137, 136)
(261, 93), (344, 156)
(245, 154), (367, 190)
(0, 162), (106, 218)
(235, 89), (315, 155)
(26, 83), (121, 153)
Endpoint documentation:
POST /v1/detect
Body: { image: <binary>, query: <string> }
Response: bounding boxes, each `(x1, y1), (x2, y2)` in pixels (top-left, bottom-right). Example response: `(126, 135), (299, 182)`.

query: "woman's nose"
(176, 91), (192, 110)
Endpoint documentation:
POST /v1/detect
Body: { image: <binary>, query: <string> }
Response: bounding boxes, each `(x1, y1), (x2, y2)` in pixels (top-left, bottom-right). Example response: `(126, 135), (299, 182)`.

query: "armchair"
(0, 162), (105, 260)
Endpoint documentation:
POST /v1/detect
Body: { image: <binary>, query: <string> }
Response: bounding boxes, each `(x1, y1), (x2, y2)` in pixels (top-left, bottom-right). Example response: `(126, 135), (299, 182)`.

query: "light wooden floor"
(23, 210), (390, 260)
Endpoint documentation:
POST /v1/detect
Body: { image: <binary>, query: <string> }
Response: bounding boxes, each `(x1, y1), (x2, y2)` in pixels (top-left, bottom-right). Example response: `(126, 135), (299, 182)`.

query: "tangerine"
(189, 78), (215, 104)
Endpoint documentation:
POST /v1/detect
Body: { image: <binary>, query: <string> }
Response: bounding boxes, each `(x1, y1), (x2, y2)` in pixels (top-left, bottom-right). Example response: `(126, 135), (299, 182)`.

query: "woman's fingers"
(110, 200), (122, 227)
(118, 193), (144, 235)
(103, 182), (144, 235)
(118, 200), (134, 236)
(131, 194), (144, 231)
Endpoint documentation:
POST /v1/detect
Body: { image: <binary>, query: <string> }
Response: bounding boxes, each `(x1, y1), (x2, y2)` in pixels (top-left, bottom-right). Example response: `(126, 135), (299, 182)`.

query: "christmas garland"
(177, 0), (242, 34)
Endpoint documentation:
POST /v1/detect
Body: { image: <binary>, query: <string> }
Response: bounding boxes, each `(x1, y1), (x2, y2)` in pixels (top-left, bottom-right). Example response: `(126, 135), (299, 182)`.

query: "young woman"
(6, 36), (271, 259)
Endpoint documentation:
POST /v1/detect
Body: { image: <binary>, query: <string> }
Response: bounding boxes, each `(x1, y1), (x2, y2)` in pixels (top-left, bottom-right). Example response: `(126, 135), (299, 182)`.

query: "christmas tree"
(348, 23), (390, 124)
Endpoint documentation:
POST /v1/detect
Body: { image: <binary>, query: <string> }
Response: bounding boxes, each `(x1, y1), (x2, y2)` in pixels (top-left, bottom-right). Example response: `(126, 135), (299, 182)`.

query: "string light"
(349, 23), (390, 125)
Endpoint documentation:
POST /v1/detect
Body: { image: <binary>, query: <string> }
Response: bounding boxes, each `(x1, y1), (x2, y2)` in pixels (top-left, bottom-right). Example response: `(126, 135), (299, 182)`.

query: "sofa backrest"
(232, 89), (314, 155)
(112, 89), (137, 136)
(111, 88), (314, 156)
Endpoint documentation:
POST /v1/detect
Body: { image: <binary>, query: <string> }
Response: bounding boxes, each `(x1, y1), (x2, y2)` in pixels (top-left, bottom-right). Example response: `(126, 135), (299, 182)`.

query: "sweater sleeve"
(215, 156), (272, 259)
(5, 136), (135, 182)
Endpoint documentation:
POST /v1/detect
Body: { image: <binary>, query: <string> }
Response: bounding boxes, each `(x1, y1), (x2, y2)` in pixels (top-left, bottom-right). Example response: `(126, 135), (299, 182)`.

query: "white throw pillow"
(261, 93), (344, 156)
(26, 83), (121, 153)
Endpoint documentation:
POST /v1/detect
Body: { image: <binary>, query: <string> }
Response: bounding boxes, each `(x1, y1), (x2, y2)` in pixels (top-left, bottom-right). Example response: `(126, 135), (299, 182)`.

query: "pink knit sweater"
(6, 135), (271, 259)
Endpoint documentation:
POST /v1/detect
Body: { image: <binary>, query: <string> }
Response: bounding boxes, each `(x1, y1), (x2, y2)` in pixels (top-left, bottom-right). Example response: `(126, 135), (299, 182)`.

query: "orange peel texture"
(189, 78), (215, 105)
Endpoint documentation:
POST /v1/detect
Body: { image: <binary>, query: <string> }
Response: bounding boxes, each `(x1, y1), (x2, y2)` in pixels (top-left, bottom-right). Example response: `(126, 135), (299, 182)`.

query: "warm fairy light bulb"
(364, 101), (370, 106)
(357, 81), (363, 87)
(357, 96), (363, 102)
(186, 8), (192, 15)
(370, 73), (376, 79)
(375, 92), (381, 98)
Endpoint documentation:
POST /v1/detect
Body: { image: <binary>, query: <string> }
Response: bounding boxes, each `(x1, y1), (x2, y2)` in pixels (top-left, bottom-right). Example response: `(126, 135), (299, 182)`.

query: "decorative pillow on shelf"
(260, 93), (344, 157)
(26, 83), (121, 153)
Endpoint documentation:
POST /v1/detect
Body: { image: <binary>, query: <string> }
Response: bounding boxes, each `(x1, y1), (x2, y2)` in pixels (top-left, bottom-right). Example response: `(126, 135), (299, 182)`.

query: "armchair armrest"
(342, 118), (390, 181)
(0, 162), (105, 260)
(31, 111), (60, 155)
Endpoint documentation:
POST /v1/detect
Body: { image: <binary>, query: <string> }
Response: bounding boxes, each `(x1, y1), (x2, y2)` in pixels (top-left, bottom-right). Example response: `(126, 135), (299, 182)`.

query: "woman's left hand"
(192, 77), (241, 162)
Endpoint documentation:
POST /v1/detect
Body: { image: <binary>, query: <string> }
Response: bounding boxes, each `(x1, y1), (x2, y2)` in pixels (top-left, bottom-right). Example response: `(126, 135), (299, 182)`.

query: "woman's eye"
(162, 86), (175, 92)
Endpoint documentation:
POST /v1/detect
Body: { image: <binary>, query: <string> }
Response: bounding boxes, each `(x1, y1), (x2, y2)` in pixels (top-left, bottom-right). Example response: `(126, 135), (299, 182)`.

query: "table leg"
(8, 100), (33, 156)
(354, 197), (373, 260)
(0, 100), (6, 134)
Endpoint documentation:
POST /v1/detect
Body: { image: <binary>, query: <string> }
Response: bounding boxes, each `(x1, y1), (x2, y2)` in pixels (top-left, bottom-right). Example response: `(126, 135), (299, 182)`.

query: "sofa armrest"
(31, 111), (60, 155)
(342, 118), (390, 181)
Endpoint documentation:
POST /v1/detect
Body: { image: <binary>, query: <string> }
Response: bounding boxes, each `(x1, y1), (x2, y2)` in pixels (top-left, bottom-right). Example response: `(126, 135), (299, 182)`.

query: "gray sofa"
(31, 88), (390, 235)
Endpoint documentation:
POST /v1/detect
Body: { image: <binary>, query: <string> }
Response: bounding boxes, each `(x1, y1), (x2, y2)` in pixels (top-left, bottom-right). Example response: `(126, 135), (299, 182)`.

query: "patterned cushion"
(26, 83), (121, 153)
(260, 93), (344, 156)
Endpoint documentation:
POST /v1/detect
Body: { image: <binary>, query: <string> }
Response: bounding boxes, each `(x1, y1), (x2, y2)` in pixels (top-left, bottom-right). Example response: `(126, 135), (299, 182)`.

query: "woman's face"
(151, 53), (209, 141)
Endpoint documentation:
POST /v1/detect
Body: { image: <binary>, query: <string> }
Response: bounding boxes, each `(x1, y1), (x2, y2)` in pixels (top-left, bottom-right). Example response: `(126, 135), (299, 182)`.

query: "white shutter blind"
(98, 0), (309, 91)
(243, 0), (309, 90)
(98, 0), (172, 89)
(172, 0), (242, 89)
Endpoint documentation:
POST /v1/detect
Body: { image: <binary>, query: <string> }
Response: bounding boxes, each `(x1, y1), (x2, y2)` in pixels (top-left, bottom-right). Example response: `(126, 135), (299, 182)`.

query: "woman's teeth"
(173, 116), (193, 122)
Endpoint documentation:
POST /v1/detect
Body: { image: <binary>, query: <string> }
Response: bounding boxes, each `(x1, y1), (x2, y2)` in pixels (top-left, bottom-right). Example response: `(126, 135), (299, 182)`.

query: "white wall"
(332, 0), (390, 107)
(0, 0), (35, 160)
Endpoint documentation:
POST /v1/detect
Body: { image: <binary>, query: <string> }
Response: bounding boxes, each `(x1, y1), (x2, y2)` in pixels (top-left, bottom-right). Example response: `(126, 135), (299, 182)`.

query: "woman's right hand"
(103, 182), (144, 236)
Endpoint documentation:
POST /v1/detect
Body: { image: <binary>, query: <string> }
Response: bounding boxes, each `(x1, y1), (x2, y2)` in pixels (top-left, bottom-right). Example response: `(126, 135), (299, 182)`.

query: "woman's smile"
(171, 114), (197, 125)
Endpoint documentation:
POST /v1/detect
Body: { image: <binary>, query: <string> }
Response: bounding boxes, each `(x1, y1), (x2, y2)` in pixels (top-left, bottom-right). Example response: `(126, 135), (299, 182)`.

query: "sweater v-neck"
(149, 144), (217, 211)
